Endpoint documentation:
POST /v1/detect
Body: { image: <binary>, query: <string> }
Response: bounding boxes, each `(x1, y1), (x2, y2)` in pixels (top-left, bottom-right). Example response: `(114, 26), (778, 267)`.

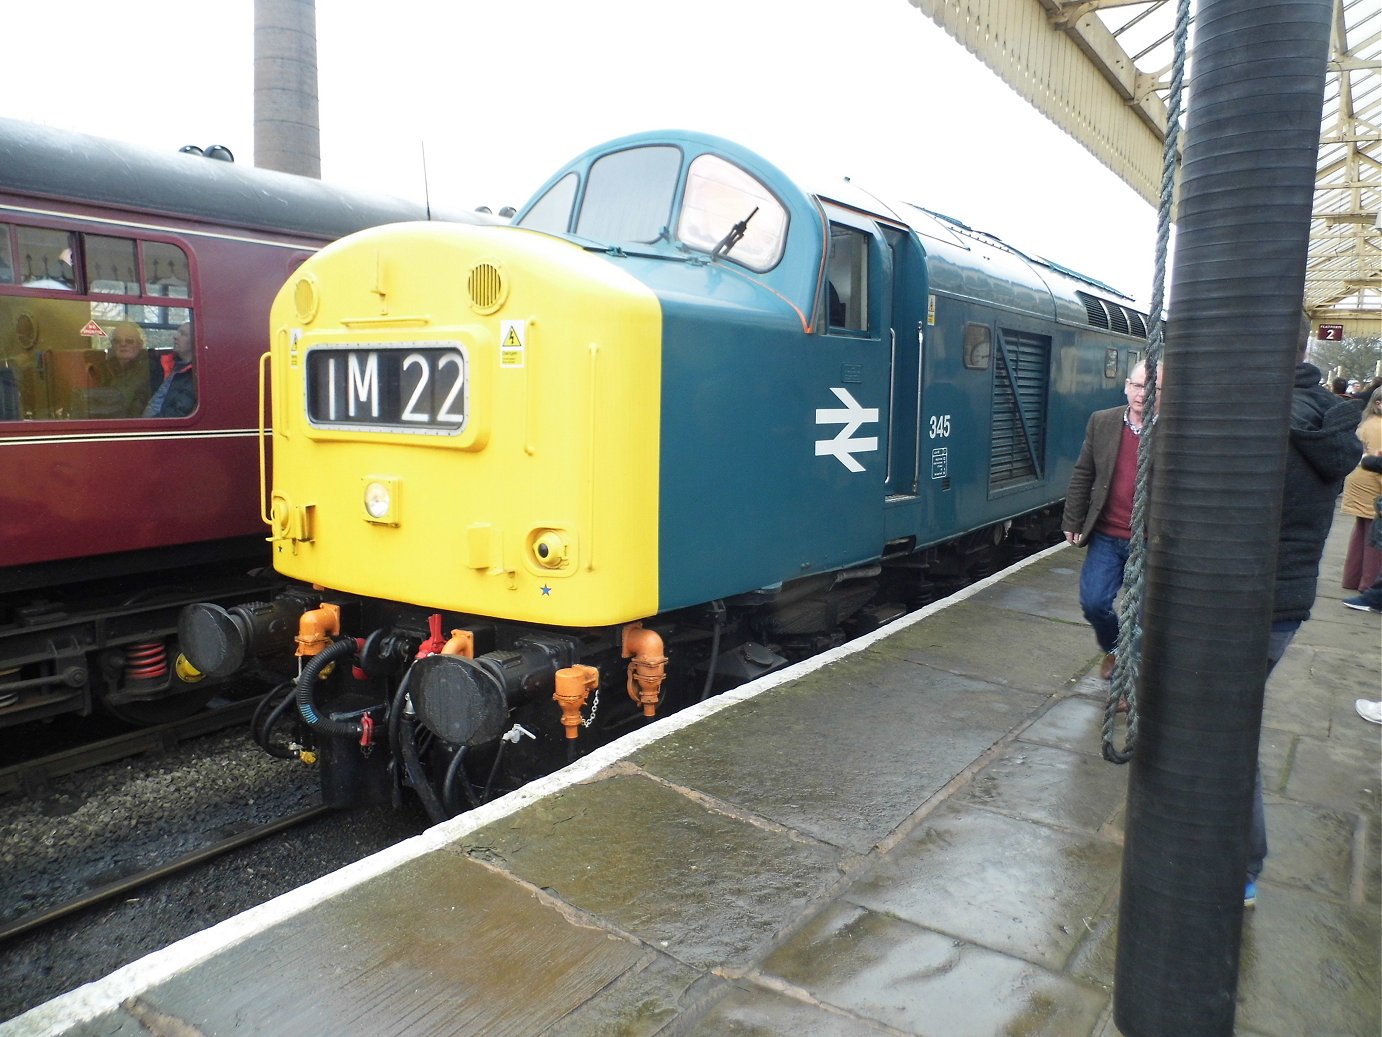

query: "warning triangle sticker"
(80, 321), (107, 338)
(503, 326), (522, 348)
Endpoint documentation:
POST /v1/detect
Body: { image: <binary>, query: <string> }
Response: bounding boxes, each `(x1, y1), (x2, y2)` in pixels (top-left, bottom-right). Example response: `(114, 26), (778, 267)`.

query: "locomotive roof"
(0, 117), (483, 241)
(812, 176), (1135, 305)
(521, 129), (1141, 319)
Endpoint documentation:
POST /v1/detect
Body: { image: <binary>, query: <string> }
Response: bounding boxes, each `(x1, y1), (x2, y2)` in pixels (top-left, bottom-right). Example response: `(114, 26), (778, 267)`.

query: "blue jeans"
(1078, 532), (1131, 653)
(1248, 621), (1299, 882)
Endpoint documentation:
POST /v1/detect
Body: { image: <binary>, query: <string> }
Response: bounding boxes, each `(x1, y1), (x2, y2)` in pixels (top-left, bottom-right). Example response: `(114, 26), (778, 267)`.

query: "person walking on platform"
(1249, 346), (1365, 905)
(1339, 388), (1382, 592)
(1062, 360), (1160, 680)
(1342, 451), (1382, 614)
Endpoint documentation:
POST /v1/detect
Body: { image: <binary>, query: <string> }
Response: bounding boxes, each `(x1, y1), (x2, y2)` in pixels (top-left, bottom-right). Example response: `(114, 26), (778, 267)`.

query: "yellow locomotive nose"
(265, 222), (662, 627)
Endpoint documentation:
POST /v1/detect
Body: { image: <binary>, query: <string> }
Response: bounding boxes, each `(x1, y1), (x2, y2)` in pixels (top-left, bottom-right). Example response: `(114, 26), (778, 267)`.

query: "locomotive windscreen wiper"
(711, 207), (758, 259)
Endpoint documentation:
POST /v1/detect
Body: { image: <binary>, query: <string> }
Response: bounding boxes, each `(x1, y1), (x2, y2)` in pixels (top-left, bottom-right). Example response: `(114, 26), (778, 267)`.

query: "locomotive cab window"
(0, 223), (195, 422)
(677, 154), (788, 272)
(575, 145), (682, 245)
(825, 224), (869, 332)
(518, 173), (579, 235)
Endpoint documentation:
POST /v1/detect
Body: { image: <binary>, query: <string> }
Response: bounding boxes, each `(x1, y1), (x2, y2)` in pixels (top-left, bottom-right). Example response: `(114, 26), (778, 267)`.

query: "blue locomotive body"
(511, 131), (1141, 614)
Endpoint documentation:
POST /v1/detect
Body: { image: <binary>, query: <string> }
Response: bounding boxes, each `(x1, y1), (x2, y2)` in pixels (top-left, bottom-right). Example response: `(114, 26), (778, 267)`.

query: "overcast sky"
(5, 0), (1158, 305)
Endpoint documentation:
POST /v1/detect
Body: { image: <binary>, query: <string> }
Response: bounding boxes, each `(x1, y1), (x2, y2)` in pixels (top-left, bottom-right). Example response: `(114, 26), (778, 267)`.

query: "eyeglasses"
(112, 338), (141, 346)
(1127, 381), (1147, 390)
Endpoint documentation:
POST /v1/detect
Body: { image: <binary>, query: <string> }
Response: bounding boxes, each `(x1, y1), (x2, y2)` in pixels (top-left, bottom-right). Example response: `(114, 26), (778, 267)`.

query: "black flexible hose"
(387, 665), (416, 774)
(251, 680), (299, 759)
(294, 638), (363, 738)
(698, 601), (725, 701)
(441, 745), (480, 815)
(398, 713), (448, 824)
(250, 680), (289, 744)
(481, 740), (507, 804)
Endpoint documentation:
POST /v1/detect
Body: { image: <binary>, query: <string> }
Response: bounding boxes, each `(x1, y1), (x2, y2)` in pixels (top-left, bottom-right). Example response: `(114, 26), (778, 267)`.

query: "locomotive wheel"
(99, 682), (219, 725)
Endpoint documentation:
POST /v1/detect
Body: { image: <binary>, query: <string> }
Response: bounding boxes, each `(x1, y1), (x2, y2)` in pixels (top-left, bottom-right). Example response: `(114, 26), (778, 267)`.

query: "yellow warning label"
(500, 319), (526, 368)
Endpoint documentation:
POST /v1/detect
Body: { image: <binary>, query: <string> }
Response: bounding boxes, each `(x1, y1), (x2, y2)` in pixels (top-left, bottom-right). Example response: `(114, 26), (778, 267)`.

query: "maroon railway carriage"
(0, 117), (485, 726)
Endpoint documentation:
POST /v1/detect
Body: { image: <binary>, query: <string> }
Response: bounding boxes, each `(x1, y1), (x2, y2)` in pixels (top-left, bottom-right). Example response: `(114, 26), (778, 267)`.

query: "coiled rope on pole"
(1101, 0), (1190, 765)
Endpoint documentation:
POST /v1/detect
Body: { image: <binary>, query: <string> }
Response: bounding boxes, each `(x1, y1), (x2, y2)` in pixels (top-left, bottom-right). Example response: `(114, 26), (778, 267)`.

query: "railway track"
(0, 803), (335, 946)
(0, 718), (425, 1022)
(0, 697), (262, 798)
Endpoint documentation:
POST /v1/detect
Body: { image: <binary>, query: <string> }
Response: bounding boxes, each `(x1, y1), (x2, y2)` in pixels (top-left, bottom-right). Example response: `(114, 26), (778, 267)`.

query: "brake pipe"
(553, 665), (600, 739)
(622, 623), (667, 717)
(295, 603), (340, 657)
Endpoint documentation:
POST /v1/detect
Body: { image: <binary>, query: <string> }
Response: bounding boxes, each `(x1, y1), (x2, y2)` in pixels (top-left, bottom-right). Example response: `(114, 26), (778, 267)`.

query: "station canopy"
(906, 0), (1380, 337)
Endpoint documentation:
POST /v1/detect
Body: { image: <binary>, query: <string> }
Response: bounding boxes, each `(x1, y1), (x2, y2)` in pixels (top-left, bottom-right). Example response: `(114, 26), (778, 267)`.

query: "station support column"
(1113, 1), (1334, 1035)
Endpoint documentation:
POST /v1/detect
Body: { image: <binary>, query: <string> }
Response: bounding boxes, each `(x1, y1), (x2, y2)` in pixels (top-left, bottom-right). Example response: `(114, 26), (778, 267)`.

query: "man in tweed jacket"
(1061, 361), (1158, 679)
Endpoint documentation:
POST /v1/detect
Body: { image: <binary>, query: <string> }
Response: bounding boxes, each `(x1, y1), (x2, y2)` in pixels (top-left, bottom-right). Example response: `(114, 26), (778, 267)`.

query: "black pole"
(1114, 2), (1333, 1035)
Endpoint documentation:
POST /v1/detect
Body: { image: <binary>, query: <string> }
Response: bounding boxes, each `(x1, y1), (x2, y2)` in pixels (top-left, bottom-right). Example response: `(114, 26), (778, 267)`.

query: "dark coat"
(145, 361), (196, 418)
(1061, 405), (1131, 546)
(1275, 363), (1365, 622)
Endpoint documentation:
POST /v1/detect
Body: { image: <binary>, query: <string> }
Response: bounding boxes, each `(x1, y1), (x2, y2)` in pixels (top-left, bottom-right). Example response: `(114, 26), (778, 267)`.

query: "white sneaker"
(1356, 700), (1382, 725)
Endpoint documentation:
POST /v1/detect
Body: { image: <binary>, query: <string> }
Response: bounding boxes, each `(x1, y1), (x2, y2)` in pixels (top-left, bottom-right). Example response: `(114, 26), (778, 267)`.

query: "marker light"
(532, 530), (568, 569)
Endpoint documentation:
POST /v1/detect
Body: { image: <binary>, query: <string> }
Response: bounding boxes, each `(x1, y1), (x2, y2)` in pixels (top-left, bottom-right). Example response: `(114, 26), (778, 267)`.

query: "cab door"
(820, 211), (924, 505)
(821, 212), (891, 451)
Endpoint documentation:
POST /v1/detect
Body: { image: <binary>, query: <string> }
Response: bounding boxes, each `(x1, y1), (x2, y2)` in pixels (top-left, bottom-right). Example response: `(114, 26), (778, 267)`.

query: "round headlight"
(364, 481), (392, 520)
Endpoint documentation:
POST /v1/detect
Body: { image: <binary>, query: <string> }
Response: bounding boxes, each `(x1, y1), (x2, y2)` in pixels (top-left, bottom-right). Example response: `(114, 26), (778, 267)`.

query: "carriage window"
(678, 154), (787, 272)
(0, 226), (195, 422)
(0, 224), (14, 284)
(144, 241), (189, 293)
(85, 235), (140, 296)
(518, 172), (579, 235)
(826, 225), (869, 331)
(143, 241), (192, 329)
(17, 227), (76, 289)
(576, 145), (681, 244)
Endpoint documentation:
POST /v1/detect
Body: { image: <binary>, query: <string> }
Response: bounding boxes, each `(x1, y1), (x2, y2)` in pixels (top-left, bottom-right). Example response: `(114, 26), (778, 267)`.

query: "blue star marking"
(541, 585), (552, 596)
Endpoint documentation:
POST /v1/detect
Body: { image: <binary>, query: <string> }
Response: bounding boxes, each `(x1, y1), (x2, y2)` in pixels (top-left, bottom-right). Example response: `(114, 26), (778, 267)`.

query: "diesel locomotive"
(178, 130), (1149, 817)
(0, 117), (486, 728)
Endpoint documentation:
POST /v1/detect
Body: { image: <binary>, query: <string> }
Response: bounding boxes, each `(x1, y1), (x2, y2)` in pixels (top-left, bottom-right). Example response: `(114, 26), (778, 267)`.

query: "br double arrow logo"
(815, 387), (879, 473)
